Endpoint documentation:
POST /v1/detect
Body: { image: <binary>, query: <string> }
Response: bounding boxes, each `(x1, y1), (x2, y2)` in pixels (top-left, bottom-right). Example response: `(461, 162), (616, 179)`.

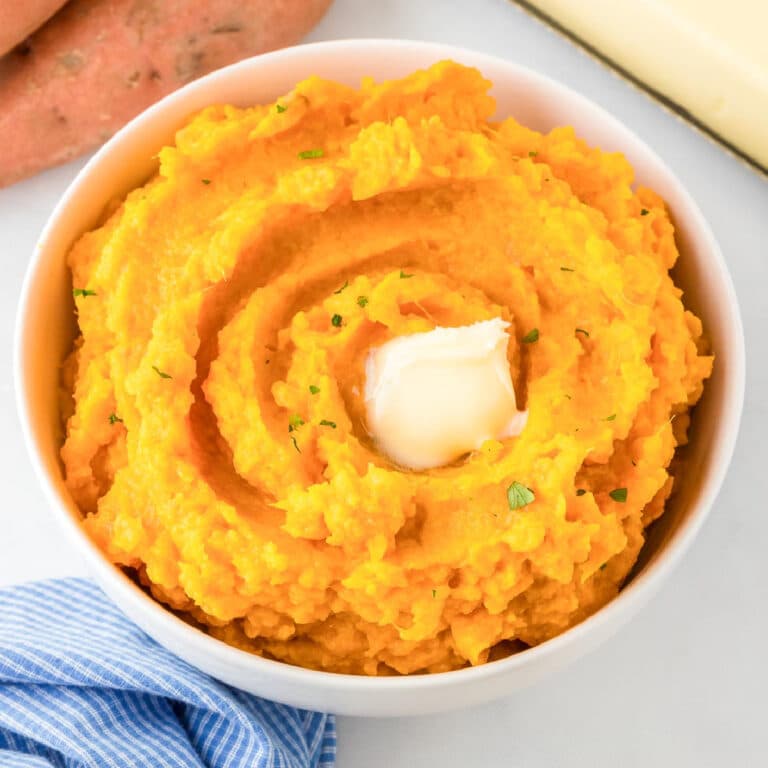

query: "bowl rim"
(14, 38), (746, 698)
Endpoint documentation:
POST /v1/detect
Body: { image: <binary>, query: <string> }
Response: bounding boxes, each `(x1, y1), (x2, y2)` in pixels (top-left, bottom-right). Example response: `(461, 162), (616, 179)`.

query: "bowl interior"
(15, 40), (744, 714)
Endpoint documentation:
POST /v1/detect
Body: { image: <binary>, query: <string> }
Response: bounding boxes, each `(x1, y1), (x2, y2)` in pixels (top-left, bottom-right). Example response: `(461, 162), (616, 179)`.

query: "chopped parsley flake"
(605, 414), (617, 421)
(333, 280), (349, 295)
(331, 313), (342, 327)
(357, 295), (369, 308)
(575, 328), (589, 337)
(576, 489), (587, 496)
(276, 103), (287, 113)
(399, 270), (413, 279)
(507, 481), (535, 510)
(108, 413), (123, 425)
(290, 435), (301, 453)
(288, 414), (305, 432)
(201, 179), (211, 185)
(609, 487), (628, 503)
(152, 365), (172, 379)
(309, 385), (320, 395)
(432, 589), (437, 598)
(560, 266), (575, 272)
(599, 563), (607, 571)
(298, 148), (324, 159)
(528, 150), (538, 157)
(522, 328), (539, 344)
(641, 208), (649, 216)
(72, 288), (97, 297)
(319, 419), (337, 428)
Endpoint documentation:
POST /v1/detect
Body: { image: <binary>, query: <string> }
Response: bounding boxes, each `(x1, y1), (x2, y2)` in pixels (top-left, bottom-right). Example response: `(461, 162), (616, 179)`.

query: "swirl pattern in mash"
(62, 62), (712, 675)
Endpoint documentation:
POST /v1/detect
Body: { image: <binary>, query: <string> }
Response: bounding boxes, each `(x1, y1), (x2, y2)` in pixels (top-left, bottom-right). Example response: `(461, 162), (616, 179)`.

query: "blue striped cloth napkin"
(0, 578), (335, 768)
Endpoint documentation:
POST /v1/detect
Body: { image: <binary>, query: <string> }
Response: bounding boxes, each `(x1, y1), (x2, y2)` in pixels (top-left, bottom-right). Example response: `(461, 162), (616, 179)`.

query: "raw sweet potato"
(0, 0), (332, 187)
(0, 0), (67, 56)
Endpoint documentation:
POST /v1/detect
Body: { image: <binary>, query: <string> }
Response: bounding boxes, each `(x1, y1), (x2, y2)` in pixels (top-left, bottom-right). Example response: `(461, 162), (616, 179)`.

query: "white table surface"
(1, 0), (766, 765)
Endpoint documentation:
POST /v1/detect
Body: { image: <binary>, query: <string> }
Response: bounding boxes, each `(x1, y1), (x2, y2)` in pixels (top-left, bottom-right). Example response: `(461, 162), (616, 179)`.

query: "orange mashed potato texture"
(62, 62), (712, 675)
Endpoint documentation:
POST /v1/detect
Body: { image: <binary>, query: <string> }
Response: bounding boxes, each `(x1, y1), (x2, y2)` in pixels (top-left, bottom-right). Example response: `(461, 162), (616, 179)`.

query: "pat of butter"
(364, 318), (527, 470)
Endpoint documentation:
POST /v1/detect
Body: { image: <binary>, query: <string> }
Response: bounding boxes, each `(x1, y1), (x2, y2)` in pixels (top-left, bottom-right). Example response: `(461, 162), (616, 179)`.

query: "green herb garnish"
(319, 419), (337, 428)
(309, 385), (320, 395)
(431, 589), (437, 598)
(357, 295), (369, 308)
(605, 414), (616, 421)
(599, 563), (607, 571)
(201, 179), (211, 185)
(640, 208), (649, 216)
(333, 280), (349, 295)
(290, 435), (301, 453)
(522, 328), (539, 344)
(108, 413), (123, 425)
(576, 489), (587, 496)
(288, 414), (305, 432)
(575, 328), (589, 337)
(331, 313), (342, 327)
(72, 288), (97, 297)
(399, 270), (413, 279)
(298, 148), (324, 159)
(507, 481), (535, 510)
(528, 150), (538, 157)
(560, 266), (575, 272)
(152, 366), (172, 379)
(276, 103), (287, 113)
(609, 487), (628, 503)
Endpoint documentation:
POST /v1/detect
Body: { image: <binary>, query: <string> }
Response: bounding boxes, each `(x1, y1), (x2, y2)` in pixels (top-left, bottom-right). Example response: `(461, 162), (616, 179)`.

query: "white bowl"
(15, 39), (744, 717)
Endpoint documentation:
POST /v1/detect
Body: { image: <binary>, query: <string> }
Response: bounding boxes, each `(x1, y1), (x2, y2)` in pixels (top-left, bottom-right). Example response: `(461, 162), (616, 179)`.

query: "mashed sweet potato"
(62, 61), (712, 674)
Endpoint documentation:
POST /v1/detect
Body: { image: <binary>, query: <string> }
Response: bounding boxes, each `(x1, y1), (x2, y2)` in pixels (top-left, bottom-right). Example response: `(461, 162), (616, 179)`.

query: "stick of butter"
(364, 318), (528, 470)
(518, 0), (768, 171)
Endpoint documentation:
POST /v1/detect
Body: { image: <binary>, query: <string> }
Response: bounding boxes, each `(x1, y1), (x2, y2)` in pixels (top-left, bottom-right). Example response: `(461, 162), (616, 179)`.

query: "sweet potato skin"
(0, 0), (333, 187)
(0, 0), (67, 56)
